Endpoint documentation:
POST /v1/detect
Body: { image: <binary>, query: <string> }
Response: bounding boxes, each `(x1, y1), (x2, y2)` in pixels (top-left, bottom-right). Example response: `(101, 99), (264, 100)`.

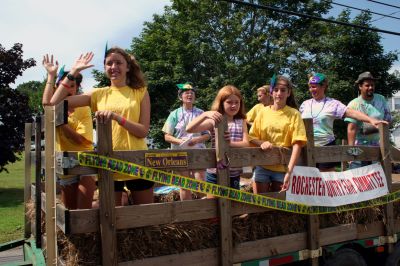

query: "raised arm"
(42, 54), (58, 106)
(344, 108), (388, 127)
(50, 52), (94, 106)
(186, 111), (221, 133)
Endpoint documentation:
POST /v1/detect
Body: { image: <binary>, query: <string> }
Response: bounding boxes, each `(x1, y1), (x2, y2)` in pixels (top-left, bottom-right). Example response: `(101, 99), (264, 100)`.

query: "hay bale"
(29, 188), (400, 264)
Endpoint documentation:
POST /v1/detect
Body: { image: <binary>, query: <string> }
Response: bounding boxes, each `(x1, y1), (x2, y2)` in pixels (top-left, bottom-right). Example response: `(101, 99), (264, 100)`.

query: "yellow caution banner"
(78, 152), (400, 214)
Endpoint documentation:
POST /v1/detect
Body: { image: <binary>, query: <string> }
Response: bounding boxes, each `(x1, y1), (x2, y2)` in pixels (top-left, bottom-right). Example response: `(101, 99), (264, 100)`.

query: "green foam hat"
(308, 73), (326, 85)
(176, 83), (194, 91)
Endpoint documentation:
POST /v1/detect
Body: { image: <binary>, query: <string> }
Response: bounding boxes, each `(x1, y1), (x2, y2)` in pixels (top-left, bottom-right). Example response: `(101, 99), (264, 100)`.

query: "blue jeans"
(349, 161), (376, 170)
(252, 166), (284, 183)
(206, 172), (240, 190)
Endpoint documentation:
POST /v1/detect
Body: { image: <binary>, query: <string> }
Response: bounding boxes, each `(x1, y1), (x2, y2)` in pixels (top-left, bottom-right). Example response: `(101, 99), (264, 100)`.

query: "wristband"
(61, 83), (74, 95)
(66, 73), (76, 81)
(119, 116), (126, 126)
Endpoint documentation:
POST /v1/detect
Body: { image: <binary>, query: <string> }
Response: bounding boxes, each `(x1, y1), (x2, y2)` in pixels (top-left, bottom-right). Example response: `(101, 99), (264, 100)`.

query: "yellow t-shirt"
(249, 105), (307, 172)
(246, 103), (265, 124)
(56, 106), (93, 152)
(91, 86), (148, 181)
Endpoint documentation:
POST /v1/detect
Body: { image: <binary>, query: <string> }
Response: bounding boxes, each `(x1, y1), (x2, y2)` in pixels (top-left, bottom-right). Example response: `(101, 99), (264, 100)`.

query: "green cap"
(176, 83), (194, 90)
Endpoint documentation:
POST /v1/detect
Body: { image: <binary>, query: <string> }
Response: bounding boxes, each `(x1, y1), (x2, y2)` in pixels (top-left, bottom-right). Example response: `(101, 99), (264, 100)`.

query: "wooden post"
(304, 119), (319, 266)
(215, 116), (232, 266)
(97, 118), (117, 265)
(379, 124), (394, 253)
(24, 123), (32, 238)
(44, 106), (57, 265)
(34, 117), (42, 248)
(341, 139), (347, 171)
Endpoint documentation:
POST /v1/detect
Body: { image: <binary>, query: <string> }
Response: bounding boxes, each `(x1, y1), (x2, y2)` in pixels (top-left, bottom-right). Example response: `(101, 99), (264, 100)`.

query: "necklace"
(181, 107), (194, 127)
(310, 97), (327, 118)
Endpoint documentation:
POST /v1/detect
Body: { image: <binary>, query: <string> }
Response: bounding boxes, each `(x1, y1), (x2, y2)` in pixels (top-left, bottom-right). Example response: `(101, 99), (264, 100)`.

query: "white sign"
(286, 163), (388, 207)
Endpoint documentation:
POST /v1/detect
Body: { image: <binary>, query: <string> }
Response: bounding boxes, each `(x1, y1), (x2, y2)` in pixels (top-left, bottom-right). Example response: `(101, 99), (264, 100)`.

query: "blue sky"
(1, 0), (399, 91)
(328, 0), (400, 71)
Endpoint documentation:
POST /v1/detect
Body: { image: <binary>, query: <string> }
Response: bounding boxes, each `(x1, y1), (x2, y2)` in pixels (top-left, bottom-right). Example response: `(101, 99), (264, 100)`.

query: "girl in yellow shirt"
(249, 76), (307, 193)
(49, 48), (153, 206)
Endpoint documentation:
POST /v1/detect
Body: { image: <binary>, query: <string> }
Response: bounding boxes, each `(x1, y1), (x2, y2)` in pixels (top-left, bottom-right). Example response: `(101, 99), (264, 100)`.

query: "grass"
(0, 154), (26, 243)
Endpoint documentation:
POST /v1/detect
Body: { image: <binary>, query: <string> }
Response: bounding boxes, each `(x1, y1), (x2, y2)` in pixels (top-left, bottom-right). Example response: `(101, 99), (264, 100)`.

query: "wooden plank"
(60, 145), (381, 176)
(29, 151), (46, 168)
(56, 185), (400, 235)
(357, 221), (385, 239)
(67, 208), (99, 234)
(380, 124), (394, 253)
(313, 145), (381, 163)
(31, 184), (74, 236)
(233, 232), (307, 263)
(63, 199), (281, 234)
(40, 115), (45, 132)
(117, 221), (390, 266)
(304, 119), (319, 266)
(34, 118), (42, 248)
(119, 248), (218, 266)
(115, 199), (218, 229)
(319, 223), (357, 246)
(30, 184), (46, 212)
(215, 117), (232, 266)
(24, 123), (32, 238)
(54, 100), (68, 127)
(44, 106), (57, 265)
(97, 119), (117, 266)
(391, 146), (400, 162)
(56, 204), (69, 235)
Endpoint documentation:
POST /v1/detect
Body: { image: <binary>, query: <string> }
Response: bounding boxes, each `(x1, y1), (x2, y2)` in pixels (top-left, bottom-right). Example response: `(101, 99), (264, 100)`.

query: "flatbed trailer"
(6, 100), (400, 265)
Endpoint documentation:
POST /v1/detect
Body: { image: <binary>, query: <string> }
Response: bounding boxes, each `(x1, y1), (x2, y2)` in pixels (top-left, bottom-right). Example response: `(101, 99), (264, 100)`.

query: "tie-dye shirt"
(300, 97), (347, 146)
(162, 106), (208, 149)
(344, 94), (391, 146)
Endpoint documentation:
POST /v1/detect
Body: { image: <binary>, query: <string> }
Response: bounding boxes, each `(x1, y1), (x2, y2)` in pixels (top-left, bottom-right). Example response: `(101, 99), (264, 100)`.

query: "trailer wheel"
(324, 248), (367, 266)
(386, 243), (400, 265)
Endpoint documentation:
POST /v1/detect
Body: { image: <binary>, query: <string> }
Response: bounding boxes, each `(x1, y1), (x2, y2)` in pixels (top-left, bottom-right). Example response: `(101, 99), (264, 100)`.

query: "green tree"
(290, 10), (400, 140)
(0, 43), (36, 172)
(130, 0), (331, 147)
(16, 80), (45, 116)
(92, 1), (399, 148)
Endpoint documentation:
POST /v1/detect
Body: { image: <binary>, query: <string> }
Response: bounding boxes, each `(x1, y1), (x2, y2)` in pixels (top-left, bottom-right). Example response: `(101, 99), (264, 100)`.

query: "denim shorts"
(349, 161), (376, 170)
(206, 172), (240, 190)
(252, 166), (285, 183)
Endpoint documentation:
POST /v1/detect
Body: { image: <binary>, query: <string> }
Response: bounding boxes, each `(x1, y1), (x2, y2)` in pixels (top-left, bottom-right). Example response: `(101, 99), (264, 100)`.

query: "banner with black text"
(287, 163), (388, 206)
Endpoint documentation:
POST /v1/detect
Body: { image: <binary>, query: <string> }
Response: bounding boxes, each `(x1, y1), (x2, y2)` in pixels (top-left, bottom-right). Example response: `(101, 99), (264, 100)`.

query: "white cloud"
(1, 0), (170, 91)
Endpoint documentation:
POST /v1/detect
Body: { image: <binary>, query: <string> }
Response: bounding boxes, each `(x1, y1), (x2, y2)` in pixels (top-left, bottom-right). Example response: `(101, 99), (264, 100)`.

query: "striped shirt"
(207, 118), (244, 177)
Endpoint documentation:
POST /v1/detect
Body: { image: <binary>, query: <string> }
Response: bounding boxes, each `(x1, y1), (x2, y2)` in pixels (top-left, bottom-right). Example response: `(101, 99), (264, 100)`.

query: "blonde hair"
(211, 85), (246, 119)
(257, 85), (269, 94)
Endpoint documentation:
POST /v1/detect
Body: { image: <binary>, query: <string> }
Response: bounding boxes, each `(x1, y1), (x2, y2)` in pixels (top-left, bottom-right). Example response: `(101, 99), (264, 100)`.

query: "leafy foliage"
(91, 1), (400, 147)
(0, 43), (36, 172)
(16, 80), (45, 116)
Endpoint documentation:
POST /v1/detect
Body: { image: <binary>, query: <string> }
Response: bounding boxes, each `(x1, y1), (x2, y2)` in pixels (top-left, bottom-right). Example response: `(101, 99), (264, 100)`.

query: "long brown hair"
(104, 47), (146, 89)
(276, 75), (297, 109)
(211, 85), (246, 119)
